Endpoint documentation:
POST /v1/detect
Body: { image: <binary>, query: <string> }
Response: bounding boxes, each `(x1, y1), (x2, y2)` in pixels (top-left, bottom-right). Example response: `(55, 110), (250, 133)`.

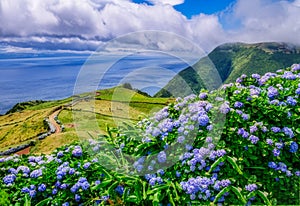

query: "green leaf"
(213, 186), (231, 204)
(24, 195), (31, 206)
(126, 195), (138, 202)
(208, 156), (226, 173)
(35, 198), (52, 206)
(256, 190), (272, 206)
(170, 182), (180, 201)
(108, 181), (119, 194)
(143, 181), (147, 200)
(226, 156), (243, 175)
(230, 186), (247, 204)
(147, 185), (169, 195)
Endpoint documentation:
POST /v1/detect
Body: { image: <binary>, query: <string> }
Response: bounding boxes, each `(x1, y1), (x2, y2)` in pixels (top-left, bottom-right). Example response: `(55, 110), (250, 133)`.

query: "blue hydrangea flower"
(249, 125), (258, 133)
(199, 93), (208, 99)
(273, 149), (280, 157)
(115, 185), (124, 195)
(275, 142), (284, 149)
(282, 127), (294, 138)
(38, 184), (46, 192)
(249, 135), (259, 144)
(60, 183), (68, 190)
(57, 151), (64, 158)
(17, 166), (30, 175)
(198, 115), (209, 126)
(267, 86), (278, 99)
(72, 146), (83, 157)
(29, 190), (36, 198)
(234, 101), (244, 108)
(75, 194), (81, 202)
(52, 188), (58, 195)
(290, 142), (298, 153)
(69, 168), (76, 175)
(21, 187), (30, 193)
(245, 184), (257, 192)
(219, 102), (230, 114)
(157, 151), (167, 163)
(30, 169), (42, 178)
(83, 162), (91, 169)
(3, 174), (16, 185)
(7, 168), (17, 175)
(271, 127), (281, 133)
(287, 96), (297, 106)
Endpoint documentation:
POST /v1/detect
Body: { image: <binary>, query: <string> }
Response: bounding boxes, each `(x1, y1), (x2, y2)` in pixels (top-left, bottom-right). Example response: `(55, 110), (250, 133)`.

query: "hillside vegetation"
(156, 42), (300, 97)
(0, 86), (172, 154)
(0, 64), (299, 205)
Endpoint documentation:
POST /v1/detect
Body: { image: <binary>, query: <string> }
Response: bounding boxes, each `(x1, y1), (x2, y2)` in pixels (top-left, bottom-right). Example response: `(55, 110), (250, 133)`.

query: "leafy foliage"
(1, 64), (300, 205)
(156, 42), (300, 97)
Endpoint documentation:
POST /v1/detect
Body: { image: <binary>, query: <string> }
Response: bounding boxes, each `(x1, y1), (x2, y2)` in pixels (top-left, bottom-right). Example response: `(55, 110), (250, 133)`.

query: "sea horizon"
(0, 51), (190, 114)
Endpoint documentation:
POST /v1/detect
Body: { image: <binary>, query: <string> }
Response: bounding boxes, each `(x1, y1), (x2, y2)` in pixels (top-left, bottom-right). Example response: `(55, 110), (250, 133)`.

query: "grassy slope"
(155, 42), (300, 97)
(0, 87), (172, 154)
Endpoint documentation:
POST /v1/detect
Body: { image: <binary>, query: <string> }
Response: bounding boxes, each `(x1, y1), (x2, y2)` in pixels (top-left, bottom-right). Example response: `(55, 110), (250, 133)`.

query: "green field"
(0, 86), (172, 154)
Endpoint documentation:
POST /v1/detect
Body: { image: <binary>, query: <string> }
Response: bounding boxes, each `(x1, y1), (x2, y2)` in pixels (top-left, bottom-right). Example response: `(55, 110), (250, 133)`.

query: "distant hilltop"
(155, 42), (300, 97)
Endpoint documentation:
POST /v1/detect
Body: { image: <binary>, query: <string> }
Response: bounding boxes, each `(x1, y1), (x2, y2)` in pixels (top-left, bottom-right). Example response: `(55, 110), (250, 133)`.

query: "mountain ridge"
(155, 42), (300, 97)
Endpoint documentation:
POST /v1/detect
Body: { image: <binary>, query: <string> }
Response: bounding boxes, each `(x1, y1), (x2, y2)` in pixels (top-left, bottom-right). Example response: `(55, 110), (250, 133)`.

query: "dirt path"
(16, 146), (31, 155)
(49, 110), (62, 134)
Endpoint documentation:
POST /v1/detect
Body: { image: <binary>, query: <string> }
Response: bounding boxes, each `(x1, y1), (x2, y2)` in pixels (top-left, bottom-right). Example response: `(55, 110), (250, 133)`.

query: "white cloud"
(146, 0), (184, 6)
(225, 0), (300, 45)
(1, 0), (300, 54)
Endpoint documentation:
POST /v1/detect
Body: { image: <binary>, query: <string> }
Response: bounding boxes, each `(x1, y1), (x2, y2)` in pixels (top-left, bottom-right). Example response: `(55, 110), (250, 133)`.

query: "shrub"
(0, 64), (300, 205)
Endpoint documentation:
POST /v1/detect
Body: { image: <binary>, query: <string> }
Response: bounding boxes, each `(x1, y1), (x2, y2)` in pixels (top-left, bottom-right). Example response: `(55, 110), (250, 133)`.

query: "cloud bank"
(0, 0), (300, 53)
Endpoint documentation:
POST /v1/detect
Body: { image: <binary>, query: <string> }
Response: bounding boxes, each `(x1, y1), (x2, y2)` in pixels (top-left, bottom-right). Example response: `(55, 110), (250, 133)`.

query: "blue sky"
(0, 0), (300, 53)
(174, 0), (236, 17)
(133, 0), (236, 18)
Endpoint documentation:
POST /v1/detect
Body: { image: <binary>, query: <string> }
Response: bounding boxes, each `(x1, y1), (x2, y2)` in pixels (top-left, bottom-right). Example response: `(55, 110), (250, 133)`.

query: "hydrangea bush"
(1, 64), (300, 205)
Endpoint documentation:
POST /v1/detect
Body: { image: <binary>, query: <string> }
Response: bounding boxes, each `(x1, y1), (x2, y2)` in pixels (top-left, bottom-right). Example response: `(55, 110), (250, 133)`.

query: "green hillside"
(155, 42), (300, 97)
(0, 86), (172, 154)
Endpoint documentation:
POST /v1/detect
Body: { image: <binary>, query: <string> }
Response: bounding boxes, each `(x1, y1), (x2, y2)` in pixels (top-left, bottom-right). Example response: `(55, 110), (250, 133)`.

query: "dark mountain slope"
(155, 42), (300, 97)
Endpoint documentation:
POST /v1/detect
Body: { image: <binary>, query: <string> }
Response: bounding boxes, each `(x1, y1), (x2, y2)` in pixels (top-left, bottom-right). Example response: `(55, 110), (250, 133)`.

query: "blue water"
(0, 52), (190, 114)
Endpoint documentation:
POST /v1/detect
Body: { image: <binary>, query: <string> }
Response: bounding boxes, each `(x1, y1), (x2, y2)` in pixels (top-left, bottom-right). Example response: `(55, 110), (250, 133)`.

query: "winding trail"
(49, 109), (62, 134)
(14, 109), (62, 156)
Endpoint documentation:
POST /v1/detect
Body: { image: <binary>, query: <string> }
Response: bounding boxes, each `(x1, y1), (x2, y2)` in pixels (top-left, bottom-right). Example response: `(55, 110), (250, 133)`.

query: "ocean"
(0, 52), (190, 114)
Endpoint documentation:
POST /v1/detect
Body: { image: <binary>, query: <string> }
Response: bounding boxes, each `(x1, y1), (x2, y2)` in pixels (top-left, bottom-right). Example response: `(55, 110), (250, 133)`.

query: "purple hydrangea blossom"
(268, 162), (277, 169)
(249, 135), (259, 144)
(250, 125), (258, 133)
(83, 162), (91, 169)
(290, 142), (298, 153)
(29, 190), (36, 198)
(3, 174), (16, 185)
(282, 127), (294, 138)
(75, 194), (81, 202)
(271, 127), (281, 133)
(72, 146), (83, 157)
(282, 71), (296, 80)
(219, 102), (230, 114)
(286, 96), (297, 106)
(245, 184), (258, 192)
(234, 101), (244, 108)
(273, 149), (281, 157)
(267, 86), (278, 99)
(38, 184), (46, 192)
(275, 142), (284, 149)
(157, 151), (167, 163)
(242, 113), (249, 121)
(30, 169), (43, 178)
